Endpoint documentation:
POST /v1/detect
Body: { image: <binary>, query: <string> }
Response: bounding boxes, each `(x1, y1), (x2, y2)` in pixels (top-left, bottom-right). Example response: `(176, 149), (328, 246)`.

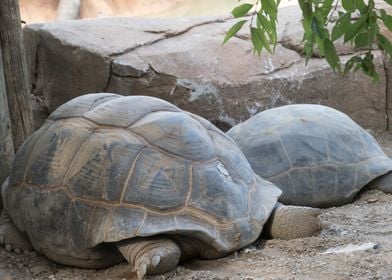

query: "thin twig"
(326, 0), (340, 26)
(249, 0), (260, 27)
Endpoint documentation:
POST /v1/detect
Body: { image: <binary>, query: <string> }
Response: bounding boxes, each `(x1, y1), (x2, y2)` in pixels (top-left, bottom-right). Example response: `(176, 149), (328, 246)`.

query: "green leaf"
(344, 15), (367, 42)
(250, 27), (263, 56)
(354, 0), (367, 13)
(318, 0), (334, 19)
(304, 40), (314, 63)
(299, 0), (313, 26)
(323, 38), (341, 72)
(298, 0), (314, 57)
(231, 3), (254, 18)
(260, 30), (273, 53)
(257, 13), (273, 33)
(332, 13), (351, 41)
(354, 32), (370, 48)
(377, 33), (392, 58)
(368, 11), (378, 44)
(361, 53), (379, 81)
(256, 12), (278, 51)
(344, 56), (361, 74)
(384, 0), (392, 5)
(312, 16), (329, 39)
(250, 27), (273, 55)
(381, 9), (392, 32)
(342, 0), (355, 11)
(316, 36), (325, 56)
(222, 20), (247, 45)
(262, 0), (278, 19)
(368, 0), (375, 10)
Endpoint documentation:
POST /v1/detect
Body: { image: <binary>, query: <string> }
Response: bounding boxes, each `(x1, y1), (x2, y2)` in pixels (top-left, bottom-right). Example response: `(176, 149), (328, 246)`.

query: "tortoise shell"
(227, 104), (392, 207)
(4, 93), (281, 263)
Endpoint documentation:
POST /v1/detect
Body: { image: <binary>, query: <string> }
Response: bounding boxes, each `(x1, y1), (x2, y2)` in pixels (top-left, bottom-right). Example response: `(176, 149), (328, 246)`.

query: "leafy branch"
(224, 0), (392, 81)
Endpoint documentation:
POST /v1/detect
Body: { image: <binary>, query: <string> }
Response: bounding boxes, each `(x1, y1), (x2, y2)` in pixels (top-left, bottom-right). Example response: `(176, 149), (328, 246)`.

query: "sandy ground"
(1, 132), (392, 280)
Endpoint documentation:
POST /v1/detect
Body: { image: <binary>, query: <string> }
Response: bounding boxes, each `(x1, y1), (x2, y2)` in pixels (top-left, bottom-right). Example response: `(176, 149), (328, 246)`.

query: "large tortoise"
(0, 94), (320, 279)
(227, 104), (392, 208)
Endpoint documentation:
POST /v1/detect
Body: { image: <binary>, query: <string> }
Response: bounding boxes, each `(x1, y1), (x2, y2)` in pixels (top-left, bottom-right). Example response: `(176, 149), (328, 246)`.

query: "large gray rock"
(24, 6), (391, 131)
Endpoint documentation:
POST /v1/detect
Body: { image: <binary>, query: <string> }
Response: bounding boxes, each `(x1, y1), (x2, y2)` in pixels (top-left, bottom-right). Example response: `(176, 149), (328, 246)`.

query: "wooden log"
(0, 0), (34, 151)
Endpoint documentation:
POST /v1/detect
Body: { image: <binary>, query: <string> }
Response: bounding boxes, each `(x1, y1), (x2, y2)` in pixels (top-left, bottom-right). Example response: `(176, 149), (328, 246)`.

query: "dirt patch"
(1, 133), (392, 280)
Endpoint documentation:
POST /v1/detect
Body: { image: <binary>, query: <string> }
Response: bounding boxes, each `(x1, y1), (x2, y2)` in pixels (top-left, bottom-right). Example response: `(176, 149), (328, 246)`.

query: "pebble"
(30, 265), (48, 276)
(16, 263), (24, 269)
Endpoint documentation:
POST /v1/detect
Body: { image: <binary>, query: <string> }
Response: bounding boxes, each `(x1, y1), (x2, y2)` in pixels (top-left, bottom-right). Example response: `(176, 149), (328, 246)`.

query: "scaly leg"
(265, 202), (321, 240)
(0, 178), (32, 253)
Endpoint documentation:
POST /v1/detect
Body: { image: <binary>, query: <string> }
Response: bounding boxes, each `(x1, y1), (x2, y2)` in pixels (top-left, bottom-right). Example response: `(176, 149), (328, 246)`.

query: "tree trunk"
(0, 47), (14, 190)
(0, 0), (34, 151)
(0, 49), (14, 212)
(56, 0), (80, 20)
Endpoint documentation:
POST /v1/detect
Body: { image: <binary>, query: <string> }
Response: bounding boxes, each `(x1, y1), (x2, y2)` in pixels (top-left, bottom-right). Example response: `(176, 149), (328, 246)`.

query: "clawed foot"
(134, 253), (161, 279)
(117, 238), (181, 280)
(0, 211), (32, 254)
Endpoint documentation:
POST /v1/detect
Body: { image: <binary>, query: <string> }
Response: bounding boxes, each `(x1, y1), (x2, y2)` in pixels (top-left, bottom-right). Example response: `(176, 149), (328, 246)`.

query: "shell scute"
(130, 111), (215, 161)
(283, 169), (312, 204)
(50, 93), (121, 120)
(242, 131), (290, 178)
(190, 162), (249, 223)
(9, 122), (53, 186)
(281, 130), (329, 168)
(105, 207), (145, 242)
(174, 213), (217, 244)
(86, 204), (112, 245)
(66, 129), (145, 201)
(138, 213), (177, 236)
(83, 96), (180, 127)
(123, 147), (191, 211)
(25, 121), (92, 186)
(68, 200), (95, 248)
(249, 177), (281, 222)
(17, 186), (70, 251)
(209, 130), (254, 184)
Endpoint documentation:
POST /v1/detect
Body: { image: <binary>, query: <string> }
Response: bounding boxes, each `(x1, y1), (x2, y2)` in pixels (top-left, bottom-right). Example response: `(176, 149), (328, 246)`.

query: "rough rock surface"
(24, 5), (391, 131)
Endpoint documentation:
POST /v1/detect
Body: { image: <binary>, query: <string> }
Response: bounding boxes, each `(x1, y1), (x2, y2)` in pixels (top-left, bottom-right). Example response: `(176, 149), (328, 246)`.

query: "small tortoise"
(227, 104), (392, 208)
(0, 94), (319, 278)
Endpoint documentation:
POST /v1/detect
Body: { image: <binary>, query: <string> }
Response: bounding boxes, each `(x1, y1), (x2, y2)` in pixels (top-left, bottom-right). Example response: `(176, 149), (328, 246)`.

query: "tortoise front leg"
(0, 178), (32, 253)
(265, 202), (321, 240)
(116, 237), (181, 279)
(0, 210), (32, 253)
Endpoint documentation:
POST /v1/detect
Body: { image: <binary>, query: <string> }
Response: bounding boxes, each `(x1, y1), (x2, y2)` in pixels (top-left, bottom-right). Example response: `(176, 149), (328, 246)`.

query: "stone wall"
(24, 6), (392, 132)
